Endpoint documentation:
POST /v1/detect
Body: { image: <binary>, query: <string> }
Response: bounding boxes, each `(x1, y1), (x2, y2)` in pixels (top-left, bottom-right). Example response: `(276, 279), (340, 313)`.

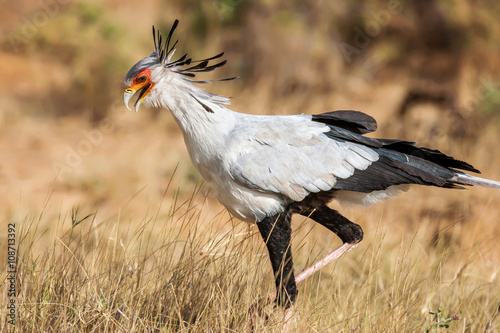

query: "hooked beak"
(123, 83), (153, 112)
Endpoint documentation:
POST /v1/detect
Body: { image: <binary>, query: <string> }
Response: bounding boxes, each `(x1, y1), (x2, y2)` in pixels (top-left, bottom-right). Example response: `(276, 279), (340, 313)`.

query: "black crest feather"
(152, 20), (237, 84)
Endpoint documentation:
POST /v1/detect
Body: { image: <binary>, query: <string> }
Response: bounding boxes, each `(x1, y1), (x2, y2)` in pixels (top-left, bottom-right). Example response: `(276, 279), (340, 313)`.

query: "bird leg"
(294, 205), (363, 284)
(247, 206), (363, 332)
(306, 205), (364, 244)
(294, 242), (359, 285)
(247, 209), (296, 332)
(257, 209), (296, 309)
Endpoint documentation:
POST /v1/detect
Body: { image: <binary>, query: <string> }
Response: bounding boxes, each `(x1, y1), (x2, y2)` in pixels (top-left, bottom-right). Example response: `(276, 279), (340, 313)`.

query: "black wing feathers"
(312, 110), (377, 134)
(377, 140), (480, 173)
(333, 157), (429, 192)
(313, 110), (479, 193)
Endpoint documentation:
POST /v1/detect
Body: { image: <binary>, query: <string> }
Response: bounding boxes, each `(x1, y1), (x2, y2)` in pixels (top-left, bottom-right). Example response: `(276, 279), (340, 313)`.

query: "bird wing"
(226, 114), (379, 202)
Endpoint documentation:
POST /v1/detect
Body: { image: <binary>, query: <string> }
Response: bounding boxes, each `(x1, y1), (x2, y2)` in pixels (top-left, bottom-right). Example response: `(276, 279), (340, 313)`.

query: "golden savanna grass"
(1, 109), (499, 332)
(1, 0), (500, 332)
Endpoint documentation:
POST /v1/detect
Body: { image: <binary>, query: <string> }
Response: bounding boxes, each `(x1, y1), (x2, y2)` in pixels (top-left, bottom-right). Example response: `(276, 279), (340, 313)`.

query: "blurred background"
(1, 0), (500, 243)
(2, 1), (500, 331)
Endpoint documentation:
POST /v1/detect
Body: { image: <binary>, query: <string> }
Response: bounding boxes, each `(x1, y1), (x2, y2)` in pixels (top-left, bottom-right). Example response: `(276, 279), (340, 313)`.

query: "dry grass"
(2, 185), (500, 333)
(1, 108), (499, 332)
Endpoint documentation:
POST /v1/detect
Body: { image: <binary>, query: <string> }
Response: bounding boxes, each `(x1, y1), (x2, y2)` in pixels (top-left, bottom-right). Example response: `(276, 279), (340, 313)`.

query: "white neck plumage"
(151, 73), (238, 174)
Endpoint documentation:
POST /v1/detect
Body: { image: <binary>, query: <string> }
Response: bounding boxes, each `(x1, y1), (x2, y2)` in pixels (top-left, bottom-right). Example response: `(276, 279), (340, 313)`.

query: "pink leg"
(247, 242), (358, 332)
(281, 306), (293, 333)
(295, 242), (358, 284)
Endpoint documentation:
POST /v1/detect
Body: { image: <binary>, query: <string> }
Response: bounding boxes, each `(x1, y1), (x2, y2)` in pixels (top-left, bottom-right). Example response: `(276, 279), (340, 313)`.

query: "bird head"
(122, 63), (157, 112)
(123, 20), (234, 112)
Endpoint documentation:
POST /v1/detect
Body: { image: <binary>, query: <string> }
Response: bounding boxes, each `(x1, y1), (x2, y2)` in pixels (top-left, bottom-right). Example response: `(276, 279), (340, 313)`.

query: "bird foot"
(246, 291), (275, 331)
(246, 291), (293, 333)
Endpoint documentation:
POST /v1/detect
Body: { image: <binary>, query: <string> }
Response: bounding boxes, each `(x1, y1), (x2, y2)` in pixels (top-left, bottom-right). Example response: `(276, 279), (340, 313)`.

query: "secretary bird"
(123, 20), (500, 331)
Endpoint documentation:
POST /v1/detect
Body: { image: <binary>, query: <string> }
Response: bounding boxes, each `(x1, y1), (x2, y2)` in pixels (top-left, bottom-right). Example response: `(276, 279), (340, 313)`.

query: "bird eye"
(136, 75), (147, 83)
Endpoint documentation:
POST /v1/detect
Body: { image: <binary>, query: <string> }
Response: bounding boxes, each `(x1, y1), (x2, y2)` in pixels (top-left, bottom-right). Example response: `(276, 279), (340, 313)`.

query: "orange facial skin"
(125, 69), (154, 102)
